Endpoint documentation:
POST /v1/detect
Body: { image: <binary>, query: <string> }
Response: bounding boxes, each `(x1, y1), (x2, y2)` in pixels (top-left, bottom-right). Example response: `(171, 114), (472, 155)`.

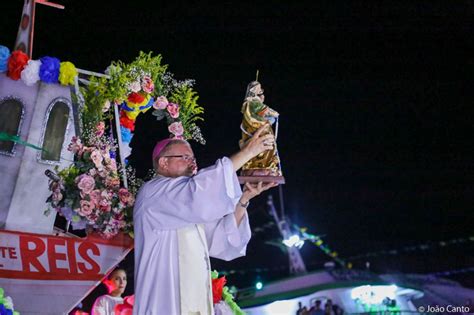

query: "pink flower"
(90, 150), (104, 168)
(129, 80), (141, 93)
(168, 121), (184, 137)
(77, 175), (95, 194)
(79, 200), (93, 216)
(96, 121), (105, 137)
(86, 211), (99, 224)
(105, 176), (120, 188)
(141, 76), (155, 93)
(107, 159), (117, 171)
(153, 96), (168, 109)
(98, 169), (108, 178)
(89, 189), (101, 206)
(49, 181), (62, 192)
(68, 136), (83, 154)
(118, 188), (132, 204)
(101, 190), (113, 200)
(166, 103), (179, 118)
(99, 199), (111, 212)
(52, 191), (63, 203)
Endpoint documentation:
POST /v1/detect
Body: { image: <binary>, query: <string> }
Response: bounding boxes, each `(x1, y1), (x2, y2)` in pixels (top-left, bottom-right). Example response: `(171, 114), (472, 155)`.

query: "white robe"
(133, 157), (251, 315)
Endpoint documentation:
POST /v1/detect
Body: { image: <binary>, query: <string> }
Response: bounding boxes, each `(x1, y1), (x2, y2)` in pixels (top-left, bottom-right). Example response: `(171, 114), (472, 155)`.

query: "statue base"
(238, 175), (285, 184)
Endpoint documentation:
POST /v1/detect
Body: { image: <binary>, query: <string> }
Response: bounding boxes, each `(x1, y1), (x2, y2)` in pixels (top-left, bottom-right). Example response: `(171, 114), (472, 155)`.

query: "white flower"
(3, 296), (14, 310)
(103, 100), (111, 112)
(21, 60), (41, 86)
(129, 80), (141, 92)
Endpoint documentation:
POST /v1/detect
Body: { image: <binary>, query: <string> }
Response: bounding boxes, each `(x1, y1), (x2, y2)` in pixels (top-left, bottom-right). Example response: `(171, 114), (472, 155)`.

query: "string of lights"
(345, 236), (474, 260)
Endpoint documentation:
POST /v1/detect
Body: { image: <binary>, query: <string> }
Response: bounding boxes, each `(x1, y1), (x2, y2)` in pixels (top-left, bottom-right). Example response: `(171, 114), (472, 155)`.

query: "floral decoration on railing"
(45, 129), (139, 239)
(211, 271), (245, 315)
(0, 45), (77, 86)
(44, 51), (205, 239)
(0, 287), (20, 315)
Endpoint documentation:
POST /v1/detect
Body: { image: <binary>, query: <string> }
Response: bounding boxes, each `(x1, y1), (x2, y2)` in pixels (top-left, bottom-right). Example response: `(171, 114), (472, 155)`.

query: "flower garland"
(211, 271), (245, 315)
(0, 45), (78, 86)
(81, 52), (205, 152)
(0, 287), (20, 315)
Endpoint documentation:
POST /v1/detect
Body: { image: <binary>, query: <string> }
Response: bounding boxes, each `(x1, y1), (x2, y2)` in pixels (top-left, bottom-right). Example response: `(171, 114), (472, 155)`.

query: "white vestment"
(133, 157), (251, 315)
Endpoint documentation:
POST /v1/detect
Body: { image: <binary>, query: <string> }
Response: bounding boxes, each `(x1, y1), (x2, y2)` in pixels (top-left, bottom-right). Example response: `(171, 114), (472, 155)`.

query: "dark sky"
(1, 1), (473, 293)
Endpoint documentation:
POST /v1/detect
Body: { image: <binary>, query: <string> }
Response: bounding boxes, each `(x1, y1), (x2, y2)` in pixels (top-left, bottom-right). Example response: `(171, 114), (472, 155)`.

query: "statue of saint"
(239, 80), (284, 183)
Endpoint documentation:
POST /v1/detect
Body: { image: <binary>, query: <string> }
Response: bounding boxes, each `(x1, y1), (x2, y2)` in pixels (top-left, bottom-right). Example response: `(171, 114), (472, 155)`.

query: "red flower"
(7, 50), (29, 80)
(212, 276), (227, 304)
(120, 111), (135, 131)
(127, 92), (145, 104)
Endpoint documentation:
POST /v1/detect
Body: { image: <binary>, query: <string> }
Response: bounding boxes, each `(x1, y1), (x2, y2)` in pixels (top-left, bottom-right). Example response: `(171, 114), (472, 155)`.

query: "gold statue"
(239, 80), (285, 184)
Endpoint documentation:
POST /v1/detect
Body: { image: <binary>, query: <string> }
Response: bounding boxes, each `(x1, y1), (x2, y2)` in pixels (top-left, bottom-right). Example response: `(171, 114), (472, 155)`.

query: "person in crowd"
(91, 268), (127, 315)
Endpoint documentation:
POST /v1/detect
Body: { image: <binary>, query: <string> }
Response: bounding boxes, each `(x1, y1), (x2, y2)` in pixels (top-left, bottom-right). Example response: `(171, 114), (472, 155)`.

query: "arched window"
(0, 98), (23, 155)
(41, 100), (70, 162)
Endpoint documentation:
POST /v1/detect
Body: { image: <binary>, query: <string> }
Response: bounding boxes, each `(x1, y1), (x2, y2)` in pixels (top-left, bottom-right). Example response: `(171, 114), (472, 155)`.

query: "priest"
(133, 125), (277, 314)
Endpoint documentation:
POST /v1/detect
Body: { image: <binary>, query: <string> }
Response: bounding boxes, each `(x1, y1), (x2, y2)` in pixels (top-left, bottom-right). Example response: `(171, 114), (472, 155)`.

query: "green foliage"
(80, 52), (169, 144)
(169, 85), (204, 139)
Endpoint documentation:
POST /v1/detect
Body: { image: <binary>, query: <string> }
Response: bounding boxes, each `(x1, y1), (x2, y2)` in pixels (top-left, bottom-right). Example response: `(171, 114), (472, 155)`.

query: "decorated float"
(0, 1), (215, 314)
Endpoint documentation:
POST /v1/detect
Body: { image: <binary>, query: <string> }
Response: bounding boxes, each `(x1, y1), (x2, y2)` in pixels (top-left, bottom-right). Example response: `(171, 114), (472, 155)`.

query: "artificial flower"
(71, 215), (88, 230)
(129, 80), (141, 93)
(105, 176), (120, 189)
(141, 75), (154, 93)
(89, 189), (101, 206)
(212, 276), (227, 304)
(167, 102), (179, 118)
(20, 59), (41, 86)
(76, 174), (95, 194)
(58, 61), (78, 85)
(7, 50), (29, 80)
(168, 121), (184, 137)
(120, 111), (136, 131)
(96, 121), (106, 137)
(79, 200), (94, 216)
(153, 96), (168, 109)
(90, 150), (104, 168)
(0, 45), (10, 72)
(68, 136), (83, 154)
(127, 92), (145, 104)
(39, 56), (60, 83)
(103, 100), (111, 112)
(98, 198), (112, 213)
(118, 188), (133, 205)
(52, 191), (63, 203)
(120, 126), (133, 143)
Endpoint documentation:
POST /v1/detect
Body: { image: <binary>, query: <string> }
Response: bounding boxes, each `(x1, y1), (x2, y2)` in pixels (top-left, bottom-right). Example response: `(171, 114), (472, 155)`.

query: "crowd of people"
(296, 299), (344, 315)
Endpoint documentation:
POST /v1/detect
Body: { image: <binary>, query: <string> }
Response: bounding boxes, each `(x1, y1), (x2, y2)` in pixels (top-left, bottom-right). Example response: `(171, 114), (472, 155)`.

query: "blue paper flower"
(60, 206), (74, 221)
(0, 45), (10, 72)
(39, 56), (60, 83)
(120, 126), (133, 143)
(71, 216), (87, 230)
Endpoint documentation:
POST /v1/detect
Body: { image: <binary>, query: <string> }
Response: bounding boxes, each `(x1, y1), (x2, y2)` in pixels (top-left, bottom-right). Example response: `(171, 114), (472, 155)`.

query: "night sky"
(1, 0), (473, 301)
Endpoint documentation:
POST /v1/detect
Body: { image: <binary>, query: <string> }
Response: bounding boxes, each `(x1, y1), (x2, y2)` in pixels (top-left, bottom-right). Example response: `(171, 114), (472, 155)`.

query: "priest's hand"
(241, 182), (278, 204)
(235, 181), (277, 226)
(230, 124), (274, 171)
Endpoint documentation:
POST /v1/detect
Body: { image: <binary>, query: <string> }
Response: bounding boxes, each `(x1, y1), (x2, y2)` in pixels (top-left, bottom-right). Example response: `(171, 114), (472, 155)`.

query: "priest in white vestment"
(134, 125), (277, 315)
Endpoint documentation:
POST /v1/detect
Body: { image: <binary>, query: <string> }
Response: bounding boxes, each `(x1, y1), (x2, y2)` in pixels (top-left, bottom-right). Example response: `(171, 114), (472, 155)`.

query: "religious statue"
(239, 79), (285, 184)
